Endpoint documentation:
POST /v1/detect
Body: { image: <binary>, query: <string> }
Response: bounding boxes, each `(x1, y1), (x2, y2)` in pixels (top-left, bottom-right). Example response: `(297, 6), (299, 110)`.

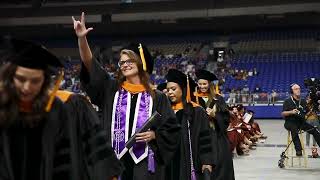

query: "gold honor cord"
(45, 70), (64, 112)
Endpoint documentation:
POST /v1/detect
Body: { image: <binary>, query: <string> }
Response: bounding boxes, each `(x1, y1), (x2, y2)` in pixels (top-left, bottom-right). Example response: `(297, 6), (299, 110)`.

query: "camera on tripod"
(304, 78), (320, 112)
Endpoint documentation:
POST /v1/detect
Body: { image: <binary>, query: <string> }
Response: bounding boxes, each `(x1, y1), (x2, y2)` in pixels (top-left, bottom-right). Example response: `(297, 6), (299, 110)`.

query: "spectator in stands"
(63, 73), (73, 89)
(267, 92), (272, 105)
(248, 69), (253, 77)
(228, 89), (236, 105)
(271, 90), (278, 105)
(71, 82), (81, 93)
(186, 61), (195, 76)
(242, 70), (248, 80)
(242, 85), (250, 103)
(234, 68), (238, 73)
(235, 88), (241, 104)
(253, 85), (262, 93)
(253, 68), (258, 76)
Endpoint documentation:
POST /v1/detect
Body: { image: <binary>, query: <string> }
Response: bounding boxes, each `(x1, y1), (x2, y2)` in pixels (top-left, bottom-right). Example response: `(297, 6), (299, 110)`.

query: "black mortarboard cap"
(166, 69), (198, 103)
(166, 69), (187, 89)
(157, 82), (167, 91)
(165, 69), (197, 92)
(122, 43), (154, 74)
(4, 37), (63, 70)
(195, 69), (217, 82)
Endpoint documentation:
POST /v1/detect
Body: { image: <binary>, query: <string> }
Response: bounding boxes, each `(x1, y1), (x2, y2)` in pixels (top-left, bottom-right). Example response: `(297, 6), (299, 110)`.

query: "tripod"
(278, 126), (319, 168)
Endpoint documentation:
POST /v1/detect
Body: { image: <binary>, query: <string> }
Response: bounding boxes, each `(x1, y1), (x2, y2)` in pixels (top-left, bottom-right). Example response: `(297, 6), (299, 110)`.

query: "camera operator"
(282, 83), (320, 156)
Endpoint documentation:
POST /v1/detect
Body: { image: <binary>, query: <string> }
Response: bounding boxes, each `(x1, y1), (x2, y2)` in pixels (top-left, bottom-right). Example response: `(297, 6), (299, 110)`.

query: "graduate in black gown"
(0, 38), (70, 180)
(165, 69), (214, 180)
(56, 90), (123, 180)
(207, 95), (235, 180)
(194, 70), (218, 109)
(73, 12), (180, 180)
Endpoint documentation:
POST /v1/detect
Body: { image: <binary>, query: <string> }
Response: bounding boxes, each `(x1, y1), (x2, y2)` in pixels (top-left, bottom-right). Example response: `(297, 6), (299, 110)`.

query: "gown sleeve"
(51, 98), (72, 180)
(148, 91), (181, 165)
(80, 58), (118, 108)
(197, 108), (214, 166)
(213, 97), (230, 133)
(215, 112), (230, 133)
(67, 94), (123, 180)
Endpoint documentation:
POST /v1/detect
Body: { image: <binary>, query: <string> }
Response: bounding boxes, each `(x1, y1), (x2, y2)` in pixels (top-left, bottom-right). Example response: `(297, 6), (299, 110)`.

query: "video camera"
(304, 78), (320, 112)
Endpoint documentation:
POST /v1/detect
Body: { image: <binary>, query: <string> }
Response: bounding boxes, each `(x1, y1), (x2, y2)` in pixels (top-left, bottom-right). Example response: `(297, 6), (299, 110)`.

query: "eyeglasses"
(118, 59), (135, 67)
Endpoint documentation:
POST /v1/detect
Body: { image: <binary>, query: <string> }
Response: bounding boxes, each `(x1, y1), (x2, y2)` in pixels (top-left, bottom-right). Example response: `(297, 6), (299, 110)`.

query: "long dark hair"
(117, 49), (155, 98)
(0, 63), (52, 128)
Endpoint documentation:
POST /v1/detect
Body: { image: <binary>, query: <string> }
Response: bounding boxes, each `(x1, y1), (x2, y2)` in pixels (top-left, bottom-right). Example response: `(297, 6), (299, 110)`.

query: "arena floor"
(233, 120), (320, 180)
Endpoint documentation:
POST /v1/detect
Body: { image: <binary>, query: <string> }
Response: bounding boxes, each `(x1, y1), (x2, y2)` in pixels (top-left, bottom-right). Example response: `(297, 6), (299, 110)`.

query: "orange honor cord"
(186, 76), (191, 103)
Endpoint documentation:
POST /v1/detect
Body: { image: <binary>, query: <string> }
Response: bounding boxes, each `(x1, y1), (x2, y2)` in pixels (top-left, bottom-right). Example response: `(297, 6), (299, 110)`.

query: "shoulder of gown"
(80, 58), (118, 107)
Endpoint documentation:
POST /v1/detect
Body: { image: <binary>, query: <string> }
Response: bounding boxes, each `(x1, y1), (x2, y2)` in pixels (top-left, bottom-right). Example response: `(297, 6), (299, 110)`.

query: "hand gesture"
(72, 12), (93, 38)
(202, 164), (213, 173)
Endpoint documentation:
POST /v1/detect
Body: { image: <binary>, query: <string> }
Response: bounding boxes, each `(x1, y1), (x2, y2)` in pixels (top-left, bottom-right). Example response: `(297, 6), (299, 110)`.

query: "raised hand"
(72, 12), (93, 38)
(202, 164), (213, 173)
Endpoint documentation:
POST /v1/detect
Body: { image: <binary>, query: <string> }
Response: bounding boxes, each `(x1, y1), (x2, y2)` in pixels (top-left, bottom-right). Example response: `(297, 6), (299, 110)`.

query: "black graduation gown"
(167, 106), (214, 180)
(197, 97), (207, 109)
(80, 59), (180, 180)
(0, 98), (70, 180)
(210, 99), (235, 180)
(60, 93), (123, 180)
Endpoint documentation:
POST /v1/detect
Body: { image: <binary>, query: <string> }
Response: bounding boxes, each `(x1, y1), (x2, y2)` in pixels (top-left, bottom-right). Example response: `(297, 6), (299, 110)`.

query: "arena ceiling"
(0, 0), (319, 38)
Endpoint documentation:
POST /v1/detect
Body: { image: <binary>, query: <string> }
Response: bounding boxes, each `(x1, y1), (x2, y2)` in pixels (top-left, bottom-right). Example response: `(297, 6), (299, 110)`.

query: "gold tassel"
(215, 83), (220, 95)
(45, 71), (64, 112)
(186, 76), (191, 103)
(138, 43), (147, 71)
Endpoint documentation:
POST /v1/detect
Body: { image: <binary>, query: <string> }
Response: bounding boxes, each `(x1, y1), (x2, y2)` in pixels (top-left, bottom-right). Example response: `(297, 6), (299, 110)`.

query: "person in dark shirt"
(282, 83), (320, 156)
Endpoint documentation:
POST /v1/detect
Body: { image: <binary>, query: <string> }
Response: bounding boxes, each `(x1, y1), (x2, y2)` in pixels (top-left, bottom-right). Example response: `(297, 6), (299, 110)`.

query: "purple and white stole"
(111, 88), (153, 164)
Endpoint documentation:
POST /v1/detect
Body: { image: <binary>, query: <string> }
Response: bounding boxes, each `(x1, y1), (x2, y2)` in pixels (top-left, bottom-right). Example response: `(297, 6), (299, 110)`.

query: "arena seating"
(224, 51), (320, 93)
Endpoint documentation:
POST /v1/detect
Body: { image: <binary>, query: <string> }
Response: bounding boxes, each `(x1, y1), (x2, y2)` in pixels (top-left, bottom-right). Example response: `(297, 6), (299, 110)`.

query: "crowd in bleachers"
(57, 29), (320, 106)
